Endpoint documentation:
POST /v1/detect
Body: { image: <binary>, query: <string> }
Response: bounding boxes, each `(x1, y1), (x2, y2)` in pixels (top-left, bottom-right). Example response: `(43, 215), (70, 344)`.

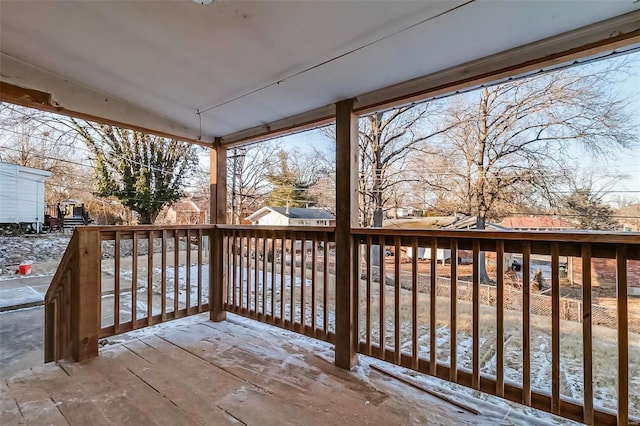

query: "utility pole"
(231, 148), (238, 224)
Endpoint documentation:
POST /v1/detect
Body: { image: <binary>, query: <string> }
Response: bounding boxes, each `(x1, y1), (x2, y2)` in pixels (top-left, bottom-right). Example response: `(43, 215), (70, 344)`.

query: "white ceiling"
(1, 0), (638, 142)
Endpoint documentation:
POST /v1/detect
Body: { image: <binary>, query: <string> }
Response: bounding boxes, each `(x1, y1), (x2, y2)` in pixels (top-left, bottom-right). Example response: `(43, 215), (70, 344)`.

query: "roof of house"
(247, 206), (335, 221)
(0, 161), (53, 178)
(497, 216), (574, 229)
(384, 215), (507, 230)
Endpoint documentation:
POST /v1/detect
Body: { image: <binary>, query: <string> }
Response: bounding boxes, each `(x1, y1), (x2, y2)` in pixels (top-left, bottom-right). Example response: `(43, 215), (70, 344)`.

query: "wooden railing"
(45, 225), (640, 425)
(44, 225), (213, 362)
(352, 229), (640, 426)
(219, 225), (336, 342)
(44, 232), (77, 362)
(97, 225), (213, 337)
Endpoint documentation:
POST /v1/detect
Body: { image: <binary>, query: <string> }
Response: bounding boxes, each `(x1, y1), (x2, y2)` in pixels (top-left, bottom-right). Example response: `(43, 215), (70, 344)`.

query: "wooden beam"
(0, 81), (51, 106)
(334, 98), (359, 370)
(210, 138), (227, 322)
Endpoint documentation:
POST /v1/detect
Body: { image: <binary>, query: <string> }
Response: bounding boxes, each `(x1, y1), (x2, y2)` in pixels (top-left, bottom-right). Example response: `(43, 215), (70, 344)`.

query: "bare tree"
(228, 141), (278, 223)
(429, 65), (634, 229)
(561, 172), (623, 230)
(323, 105), (453, 226)
(0, 103), (91, 204)
(424, 61), (635, 281)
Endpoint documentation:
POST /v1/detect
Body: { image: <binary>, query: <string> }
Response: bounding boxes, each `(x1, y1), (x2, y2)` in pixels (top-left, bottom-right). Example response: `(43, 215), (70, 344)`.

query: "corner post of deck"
(210, 137), (227, 322)
(334, 98), (359, 369)
(71, 228), (101, 362)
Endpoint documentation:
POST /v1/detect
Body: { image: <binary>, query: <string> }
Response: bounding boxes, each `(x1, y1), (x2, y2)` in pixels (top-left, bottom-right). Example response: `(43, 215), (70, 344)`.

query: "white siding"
(0, 163), (18, 222)
(0, 163), (50, 224)
(254, 211), (290, 226)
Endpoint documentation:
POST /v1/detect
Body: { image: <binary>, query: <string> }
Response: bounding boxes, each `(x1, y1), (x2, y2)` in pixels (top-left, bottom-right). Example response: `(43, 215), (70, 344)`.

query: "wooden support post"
(71, 230), (101, 362)
(210, 138), (227, 322)
(334, 98), (359, 370)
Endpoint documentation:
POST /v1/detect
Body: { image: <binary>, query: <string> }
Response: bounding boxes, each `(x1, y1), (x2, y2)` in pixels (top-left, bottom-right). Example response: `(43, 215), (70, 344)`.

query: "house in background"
(247, 206), (335, 227)
(497, 215), (574, 231)
(0, 162), (51, 233)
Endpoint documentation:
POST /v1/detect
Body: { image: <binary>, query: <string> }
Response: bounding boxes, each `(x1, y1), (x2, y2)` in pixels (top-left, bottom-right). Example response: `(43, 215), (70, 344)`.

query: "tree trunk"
(476, 215), (493, 284)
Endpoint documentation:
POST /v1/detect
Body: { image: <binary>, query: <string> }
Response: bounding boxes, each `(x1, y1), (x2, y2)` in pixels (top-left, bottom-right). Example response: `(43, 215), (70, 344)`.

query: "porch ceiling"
(0, 1), (638, 145)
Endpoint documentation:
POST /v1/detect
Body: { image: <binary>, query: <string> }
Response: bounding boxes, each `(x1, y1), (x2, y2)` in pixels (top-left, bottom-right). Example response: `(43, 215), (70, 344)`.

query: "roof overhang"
(1, 1), (639, 146)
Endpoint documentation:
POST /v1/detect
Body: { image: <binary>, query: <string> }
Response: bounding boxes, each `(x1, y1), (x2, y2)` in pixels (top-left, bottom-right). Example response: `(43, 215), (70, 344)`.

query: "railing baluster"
(472, 239), (480, 389)
(291, 233), (296, 326)
(617, 245), (628, 426)
(114, 231), (121, 333)
(187, 230), (192, 313)
(254, 234), (259, 316)
(301, 233), (306, 331)
(228, 232), (233, 310)
(271, 233), (276, 322)
(312, 233), (317, 335)
(582, 244), (594, 425)
(323, 235), (329, 334)
(367, 235), (373, 356)
(147, 231), (154, 325)
(411, 237), (418, 370)
(197, 229), (203, 312)
(174, 231), (180, 315)
(262, 235), (267, 317)
(236, 235), (244, 312)
(161, 230), (167, 321)
(394, 236), (401, 365)
(450, 238), (458, 383)
(231, 230), (237, 310)
(430, 237), (437, 376)
(551, 242), (560, 414)
(281, 233), (286, 327)
(131, 231), (138, 327)
(496, 240), (504, 397)
(523, 241), (531, 406)
(379, 235), (386, 356)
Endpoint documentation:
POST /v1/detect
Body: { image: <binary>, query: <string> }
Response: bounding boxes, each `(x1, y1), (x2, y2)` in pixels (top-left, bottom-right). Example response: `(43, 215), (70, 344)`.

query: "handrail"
(44, 231), (78, 362)
(43, 224), (639, 425)
(44, 232), (77, 304)
(353, 227), (640, 245)
(351, 230), (639, 425)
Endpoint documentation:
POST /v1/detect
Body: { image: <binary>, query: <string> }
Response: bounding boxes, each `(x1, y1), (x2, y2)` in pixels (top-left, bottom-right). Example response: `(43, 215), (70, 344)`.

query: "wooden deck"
(2, 314), (566, 426)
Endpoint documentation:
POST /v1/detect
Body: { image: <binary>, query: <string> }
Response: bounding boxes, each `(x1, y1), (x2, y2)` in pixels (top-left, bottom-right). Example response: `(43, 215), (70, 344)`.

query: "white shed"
(0, 162), (52, 230)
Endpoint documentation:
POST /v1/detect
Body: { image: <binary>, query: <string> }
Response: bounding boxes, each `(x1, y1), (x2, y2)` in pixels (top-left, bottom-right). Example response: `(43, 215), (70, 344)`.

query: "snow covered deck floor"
(0, 313), (564, 426)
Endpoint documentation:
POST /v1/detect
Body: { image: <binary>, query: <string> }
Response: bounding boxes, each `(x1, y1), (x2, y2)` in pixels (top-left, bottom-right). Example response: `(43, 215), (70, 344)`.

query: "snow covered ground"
(0, 235), (71, 278)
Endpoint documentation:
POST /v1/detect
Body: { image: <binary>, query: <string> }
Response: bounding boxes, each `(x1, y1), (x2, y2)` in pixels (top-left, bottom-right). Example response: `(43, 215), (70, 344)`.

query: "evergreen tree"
(73, 122), (198, 224)
(265, 150), (318, 207)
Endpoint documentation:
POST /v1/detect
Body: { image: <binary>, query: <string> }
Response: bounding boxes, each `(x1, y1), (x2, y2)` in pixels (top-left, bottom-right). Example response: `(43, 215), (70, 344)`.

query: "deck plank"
(121, 338), (244, 424)
(5, 365), (70, 425)
(89, 345), (200, 426)
(0, 380), (24, 425)
(24, 364), (113, 426)
(58, 356), (169, 425)
(4, 314), (529, 426)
